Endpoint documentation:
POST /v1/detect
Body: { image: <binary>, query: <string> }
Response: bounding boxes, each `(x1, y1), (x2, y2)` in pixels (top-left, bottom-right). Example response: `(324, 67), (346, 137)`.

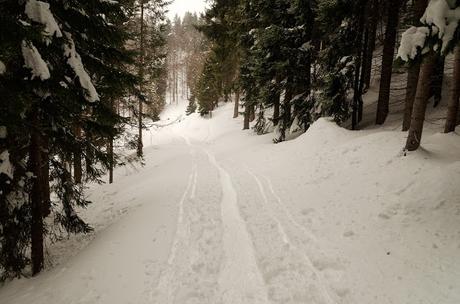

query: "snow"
(25, 0), (62, 43)
(21, 41), (50, 81)
(0, 151), (13, 179)
(1, 97), (460, 303)
(63, 33), (99, 102)
(422, 0), (460, 52)
(0, 61), (5, 75)
(399, 0), (460, 59)
(397, 26), (430, 61)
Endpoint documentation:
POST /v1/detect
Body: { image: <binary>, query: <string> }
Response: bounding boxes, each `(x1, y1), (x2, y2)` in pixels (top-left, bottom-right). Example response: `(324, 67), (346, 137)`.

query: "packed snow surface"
(0, 99), (459, 304)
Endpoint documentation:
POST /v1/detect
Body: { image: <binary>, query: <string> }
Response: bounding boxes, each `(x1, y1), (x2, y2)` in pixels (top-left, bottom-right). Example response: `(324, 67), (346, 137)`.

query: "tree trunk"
(405, 52), (436, 151)
(73, 124), (82, 184)
(431, 56), (445, 107)
(402, 63), (421, 131)
(30, 110), (44, 275)
(402, 0), (428, 131)
(243, 103), (250, 130)
(353, 2), (366, 129)
(363, 0), (378, 90)
(137, 0), (145, 158)
(284, 85), (293, 129)
(376, 0), (401, 125)
(249, 105), (256, 122)
(41, 135), (51, 217)
(233, 90), (240, 118)
(273, 90), (280, 126)
(445, 46), (460, 133)
(108, 136), (114, 184)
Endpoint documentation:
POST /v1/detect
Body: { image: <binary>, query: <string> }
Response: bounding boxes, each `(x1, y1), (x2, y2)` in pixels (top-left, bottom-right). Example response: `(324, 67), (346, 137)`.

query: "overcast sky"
(167, 0), (207, 20)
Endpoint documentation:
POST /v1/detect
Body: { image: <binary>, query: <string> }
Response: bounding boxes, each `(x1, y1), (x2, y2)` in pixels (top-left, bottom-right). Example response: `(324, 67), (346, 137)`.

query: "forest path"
(0, 102), (345, 304)
(144, 115), (346, 304)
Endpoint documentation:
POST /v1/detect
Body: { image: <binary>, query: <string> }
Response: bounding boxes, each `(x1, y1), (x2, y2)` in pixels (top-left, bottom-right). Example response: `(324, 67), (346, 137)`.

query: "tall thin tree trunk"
(249, 105), (256, 122)
(376, 0), (401, 125)
(402, 0), (428, 131)
(243, 103), (250, 130)
(403, 63), (421, 131)
(445, 46), (460, 133)
(432, 56), (445, 107)
(109, 101), (115, 184)
(30, 110), (44, 275)
(108, 137), (114, 184)
(284, 84), (293, 129)
(41, 135), (51, 217)
(233, 90), (240, 118)
(405, 52), (436, 151)
(353, 2), (366, 130)
(363, 0), (378, 90)
(137, 0), (145, 158)
(273, 91), (280, 126)
(73, 124), (82, 184)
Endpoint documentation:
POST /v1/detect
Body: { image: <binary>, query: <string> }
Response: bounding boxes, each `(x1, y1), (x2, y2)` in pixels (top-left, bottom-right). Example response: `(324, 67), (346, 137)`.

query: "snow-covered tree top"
(21, 0), (99, 101)
(398, 0), (460, 61)
(25, 0), (62, 43)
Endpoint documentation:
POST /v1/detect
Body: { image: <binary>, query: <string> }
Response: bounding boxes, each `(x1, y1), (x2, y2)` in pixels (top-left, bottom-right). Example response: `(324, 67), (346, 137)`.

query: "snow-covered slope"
(1, 101), (459, 304)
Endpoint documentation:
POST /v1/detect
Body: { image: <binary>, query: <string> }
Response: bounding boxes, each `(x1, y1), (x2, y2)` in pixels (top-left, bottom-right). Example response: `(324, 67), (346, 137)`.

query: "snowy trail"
(205, 150), (269, 304)
(3, 102), (458, 304)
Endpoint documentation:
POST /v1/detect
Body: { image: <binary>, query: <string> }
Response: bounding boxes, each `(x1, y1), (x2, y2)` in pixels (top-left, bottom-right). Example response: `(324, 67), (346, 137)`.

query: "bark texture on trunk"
(353, 2), (366, 130)
(137, 0), (145, 158)
(73, 124), (82, 184)
(30, 111), (44, 275)
(402, 63), (421, 131)
(431, 56), (445, 107)
(41, 135), (51, 217)
(249, 105), (256, 122)
(376, 0), (401, 125)
(108, 137), (114, 184)
(284, 85), (293, 131)
(402, 0), (429, 131)
(445, 46), (460, 133)
(405, 52), (436, 151)
(233, 90), (240, 118)
(273, 91), (280, 126)
(363, 0), (378, 90)
(243, 104), (250, 130)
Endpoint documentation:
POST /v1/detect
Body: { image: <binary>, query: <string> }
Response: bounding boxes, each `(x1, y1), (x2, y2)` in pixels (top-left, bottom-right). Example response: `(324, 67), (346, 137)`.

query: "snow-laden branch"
(21, 40), (51, 80)
(63, 32), (99, 103)
(398, 0), (460, 61)
(25, 0), (62, 44)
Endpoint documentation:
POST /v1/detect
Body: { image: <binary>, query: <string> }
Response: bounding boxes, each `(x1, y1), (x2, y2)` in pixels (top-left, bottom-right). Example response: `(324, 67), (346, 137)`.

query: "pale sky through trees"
(167, 0), (207, 19)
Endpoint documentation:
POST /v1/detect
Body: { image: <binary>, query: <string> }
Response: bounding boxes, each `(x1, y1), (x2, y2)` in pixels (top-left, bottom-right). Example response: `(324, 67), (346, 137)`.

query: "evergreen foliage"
(0, 0), (166, 279)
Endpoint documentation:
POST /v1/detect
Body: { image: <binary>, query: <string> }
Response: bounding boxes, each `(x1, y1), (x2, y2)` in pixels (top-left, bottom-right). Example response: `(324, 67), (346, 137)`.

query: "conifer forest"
(0, 0), (460, 303)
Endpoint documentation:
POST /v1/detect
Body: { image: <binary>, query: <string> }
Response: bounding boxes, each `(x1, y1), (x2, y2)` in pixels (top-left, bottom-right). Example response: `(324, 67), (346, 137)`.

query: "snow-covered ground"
(1, 97), (460, 304)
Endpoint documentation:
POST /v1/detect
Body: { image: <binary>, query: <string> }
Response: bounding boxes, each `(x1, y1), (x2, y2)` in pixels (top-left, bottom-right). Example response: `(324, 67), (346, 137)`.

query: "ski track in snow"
(147, 136), (224, 304)
(205, 150), (270, 304)
(246, 169), (340, 304)
(153, 129), (345, 304)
